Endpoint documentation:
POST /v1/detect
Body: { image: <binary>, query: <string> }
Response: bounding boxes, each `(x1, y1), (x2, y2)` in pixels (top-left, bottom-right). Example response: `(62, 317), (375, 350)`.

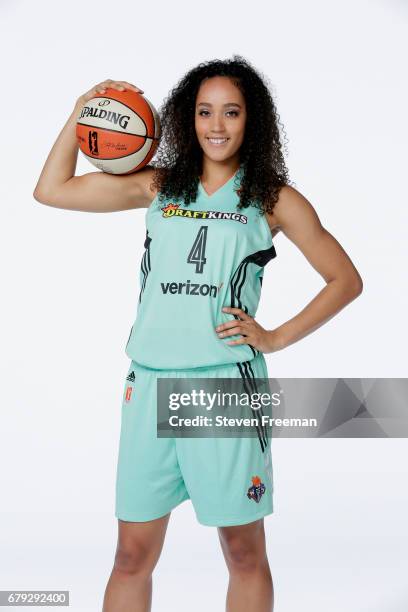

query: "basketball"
(76, 87), (161, 175)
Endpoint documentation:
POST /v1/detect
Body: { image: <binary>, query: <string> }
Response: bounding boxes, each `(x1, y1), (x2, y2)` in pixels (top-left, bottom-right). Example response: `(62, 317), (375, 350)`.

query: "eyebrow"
(197, 102), (242, 108)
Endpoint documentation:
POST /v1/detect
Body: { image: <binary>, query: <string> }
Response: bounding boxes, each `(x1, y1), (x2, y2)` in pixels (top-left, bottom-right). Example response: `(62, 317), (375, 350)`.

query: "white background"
(1, 0), (407, 610)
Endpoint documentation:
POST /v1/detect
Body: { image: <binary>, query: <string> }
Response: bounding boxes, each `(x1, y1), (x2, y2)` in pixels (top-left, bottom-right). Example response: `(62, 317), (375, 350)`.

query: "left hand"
(215, 307), (273, 353)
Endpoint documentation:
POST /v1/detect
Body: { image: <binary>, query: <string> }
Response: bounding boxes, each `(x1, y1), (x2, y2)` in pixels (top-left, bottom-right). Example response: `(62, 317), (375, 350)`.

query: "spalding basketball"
(76, 88), (160, 174)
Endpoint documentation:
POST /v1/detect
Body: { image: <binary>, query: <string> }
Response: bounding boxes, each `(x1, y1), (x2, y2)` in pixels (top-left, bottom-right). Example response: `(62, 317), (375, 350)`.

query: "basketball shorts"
(115, 351), (274, 527)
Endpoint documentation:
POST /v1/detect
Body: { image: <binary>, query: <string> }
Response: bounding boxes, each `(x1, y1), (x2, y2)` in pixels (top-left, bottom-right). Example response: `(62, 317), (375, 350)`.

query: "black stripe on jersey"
(229, 243), (277, 357)
(139, 230), (152, 303)
(126, 230), (152, 348)
(245, 359), (269, 447)
(247, 243), (277, 267)
(140, 252), (148, 295)
(125, 325), (133, 350)
(240, 360), (268, 448)
(236, 360), (267, 453)
(235, 261), (249, 308)
(230, 261), (257, 357)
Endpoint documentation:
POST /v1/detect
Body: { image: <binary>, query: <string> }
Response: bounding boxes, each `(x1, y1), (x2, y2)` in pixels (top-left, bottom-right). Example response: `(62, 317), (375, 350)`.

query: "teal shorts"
(115, 352), (274, 527)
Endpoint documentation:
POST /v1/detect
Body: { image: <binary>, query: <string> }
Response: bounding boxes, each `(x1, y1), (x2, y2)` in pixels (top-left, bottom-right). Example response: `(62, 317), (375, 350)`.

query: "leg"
(218, 518), (274, 612)
(102, 512), (171, 612)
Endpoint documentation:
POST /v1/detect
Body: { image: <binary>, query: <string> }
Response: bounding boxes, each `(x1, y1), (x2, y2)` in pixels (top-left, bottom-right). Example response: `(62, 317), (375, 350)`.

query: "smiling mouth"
(206, 137), (230, 145)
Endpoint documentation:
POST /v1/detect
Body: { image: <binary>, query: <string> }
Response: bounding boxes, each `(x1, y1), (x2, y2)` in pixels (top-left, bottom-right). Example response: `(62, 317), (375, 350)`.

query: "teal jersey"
(125, 165), (277, 369)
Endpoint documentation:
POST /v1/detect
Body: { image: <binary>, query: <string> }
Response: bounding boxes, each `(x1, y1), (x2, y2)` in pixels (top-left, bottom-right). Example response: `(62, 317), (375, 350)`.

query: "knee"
(113, 543), (152, 577)
(223, 540), (265, 573)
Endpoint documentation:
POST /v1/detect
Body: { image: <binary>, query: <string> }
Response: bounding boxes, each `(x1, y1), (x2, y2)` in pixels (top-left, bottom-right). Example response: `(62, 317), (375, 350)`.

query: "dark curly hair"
(150, 54), (292, 215)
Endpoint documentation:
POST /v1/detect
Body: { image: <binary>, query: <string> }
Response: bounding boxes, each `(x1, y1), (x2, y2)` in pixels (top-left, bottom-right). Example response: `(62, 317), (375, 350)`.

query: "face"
(194, 76), (247, 164)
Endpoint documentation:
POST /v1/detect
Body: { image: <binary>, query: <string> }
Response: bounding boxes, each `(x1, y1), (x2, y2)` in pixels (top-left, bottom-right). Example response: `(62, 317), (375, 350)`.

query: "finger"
(226, 338), (249, 346)
(100, 84), (144, 93)
(217, 326), (243, 338)
(97, 82), (110, 92)
(121, 81), (144, 92)
(99, 81), (125, 91)
(222, 307), (252, 321)
(112, 81), (144, 93)
(215, 320), (246, 332)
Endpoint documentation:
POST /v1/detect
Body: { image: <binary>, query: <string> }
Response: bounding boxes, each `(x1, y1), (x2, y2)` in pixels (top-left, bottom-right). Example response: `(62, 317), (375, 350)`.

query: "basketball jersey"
(125, 164), (277, 369)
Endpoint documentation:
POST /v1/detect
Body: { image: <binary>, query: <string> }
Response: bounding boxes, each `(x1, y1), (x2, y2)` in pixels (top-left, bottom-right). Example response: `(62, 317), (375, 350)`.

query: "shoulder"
(264, 185), (315, 235)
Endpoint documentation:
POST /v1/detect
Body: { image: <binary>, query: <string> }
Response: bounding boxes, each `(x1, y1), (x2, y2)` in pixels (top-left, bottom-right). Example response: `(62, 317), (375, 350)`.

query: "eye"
(197, 110), (239, 117)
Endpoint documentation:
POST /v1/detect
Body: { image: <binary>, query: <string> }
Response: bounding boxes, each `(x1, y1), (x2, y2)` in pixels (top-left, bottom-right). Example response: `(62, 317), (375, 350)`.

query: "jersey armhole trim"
(258, 209), (277, 256)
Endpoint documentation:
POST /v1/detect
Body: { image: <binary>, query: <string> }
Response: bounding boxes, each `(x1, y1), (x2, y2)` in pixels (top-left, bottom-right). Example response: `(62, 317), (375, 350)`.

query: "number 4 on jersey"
(187, 226), (208, 274)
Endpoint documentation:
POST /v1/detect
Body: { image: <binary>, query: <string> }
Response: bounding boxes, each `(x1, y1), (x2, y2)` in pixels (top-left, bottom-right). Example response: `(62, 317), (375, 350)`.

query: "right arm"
(33, 79), (157, 212)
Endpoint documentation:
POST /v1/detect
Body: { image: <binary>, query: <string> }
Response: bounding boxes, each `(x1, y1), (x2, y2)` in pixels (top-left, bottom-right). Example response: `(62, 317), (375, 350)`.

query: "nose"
(209, 112), (225, 132)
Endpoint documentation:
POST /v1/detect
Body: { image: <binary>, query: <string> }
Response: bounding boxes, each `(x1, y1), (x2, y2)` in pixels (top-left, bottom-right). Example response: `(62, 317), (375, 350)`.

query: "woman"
(33, 55), (363, 612)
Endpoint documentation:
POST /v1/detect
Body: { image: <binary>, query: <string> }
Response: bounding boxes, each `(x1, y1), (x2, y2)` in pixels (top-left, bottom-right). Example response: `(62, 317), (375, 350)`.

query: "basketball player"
(33, 57), (363, 612)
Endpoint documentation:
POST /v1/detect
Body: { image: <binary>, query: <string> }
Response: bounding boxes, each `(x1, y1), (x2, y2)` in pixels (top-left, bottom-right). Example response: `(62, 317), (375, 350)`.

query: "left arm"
(216, 185), (363, 353)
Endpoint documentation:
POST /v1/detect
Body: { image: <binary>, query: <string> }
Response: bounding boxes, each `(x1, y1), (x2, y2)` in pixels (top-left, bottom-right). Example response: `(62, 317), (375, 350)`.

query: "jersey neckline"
(198, 165), (243, 199)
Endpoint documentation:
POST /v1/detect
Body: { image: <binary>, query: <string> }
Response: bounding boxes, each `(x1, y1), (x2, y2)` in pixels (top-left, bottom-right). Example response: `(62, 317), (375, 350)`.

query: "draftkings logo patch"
(161, 203), (248, 224)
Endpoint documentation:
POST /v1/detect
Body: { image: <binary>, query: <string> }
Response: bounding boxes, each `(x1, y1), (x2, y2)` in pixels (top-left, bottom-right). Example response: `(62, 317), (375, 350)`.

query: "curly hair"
(150, 54), (292, 215)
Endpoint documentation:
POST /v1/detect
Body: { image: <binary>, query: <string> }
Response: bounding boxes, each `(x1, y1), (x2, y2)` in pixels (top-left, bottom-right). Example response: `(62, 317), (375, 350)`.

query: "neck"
(200, 157), (241, 185)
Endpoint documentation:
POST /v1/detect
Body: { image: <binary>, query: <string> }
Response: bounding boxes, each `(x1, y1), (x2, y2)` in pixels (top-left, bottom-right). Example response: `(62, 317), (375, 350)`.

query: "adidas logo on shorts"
(125, 370), (135, 403)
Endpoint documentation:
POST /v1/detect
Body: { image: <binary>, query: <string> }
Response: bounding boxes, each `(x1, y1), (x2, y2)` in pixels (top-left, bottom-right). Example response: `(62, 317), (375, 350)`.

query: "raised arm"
(33, 79), (157, 212)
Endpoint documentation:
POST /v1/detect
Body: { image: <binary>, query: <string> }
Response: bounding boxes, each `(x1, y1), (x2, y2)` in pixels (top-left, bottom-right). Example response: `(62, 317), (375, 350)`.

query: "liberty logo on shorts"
(247, 475), (266, 503)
